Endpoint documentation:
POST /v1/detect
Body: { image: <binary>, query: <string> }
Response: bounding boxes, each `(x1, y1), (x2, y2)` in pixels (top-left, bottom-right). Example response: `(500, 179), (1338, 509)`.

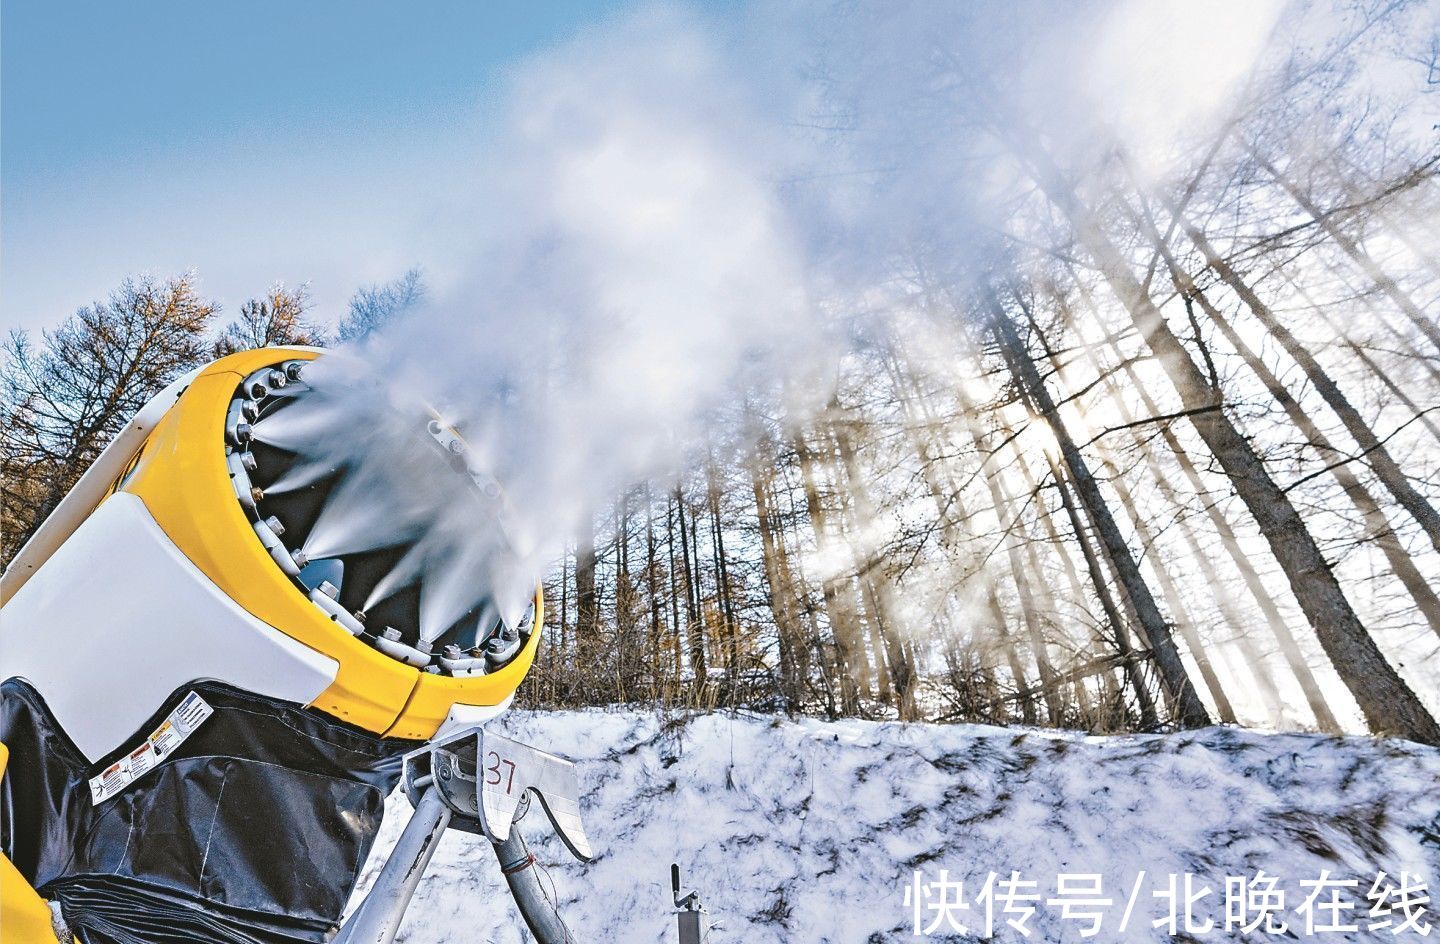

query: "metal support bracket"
(403, 726), (594, 862)
(337, 728), (592, 944)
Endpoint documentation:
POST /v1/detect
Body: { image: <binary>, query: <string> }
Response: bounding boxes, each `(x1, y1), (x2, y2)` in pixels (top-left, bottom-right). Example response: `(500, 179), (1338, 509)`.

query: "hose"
(492, 829), (574, 944)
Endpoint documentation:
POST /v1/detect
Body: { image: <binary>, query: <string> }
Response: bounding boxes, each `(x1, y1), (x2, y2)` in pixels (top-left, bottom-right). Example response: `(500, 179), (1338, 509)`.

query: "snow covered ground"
(353, 710), (1440, 943)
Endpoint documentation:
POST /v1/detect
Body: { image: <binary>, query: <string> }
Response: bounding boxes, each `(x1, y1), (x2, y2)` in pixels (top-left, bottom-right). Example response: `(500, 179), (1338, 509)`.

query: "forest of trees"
(3, 4), (1437, 743)
(521, 4), (1440, 744)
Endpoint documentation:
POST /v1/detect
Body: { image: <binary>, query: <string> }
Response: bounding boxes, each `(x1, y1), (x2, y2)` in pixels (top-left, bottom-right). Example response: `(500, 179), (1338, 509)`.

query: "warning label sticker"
(89, 691), (214, 804)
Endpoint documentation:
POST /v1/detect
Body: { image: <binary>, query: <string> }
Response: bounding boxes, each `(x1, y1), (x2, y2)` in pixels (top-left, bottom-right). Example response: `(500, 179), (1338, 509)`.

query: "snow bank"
(355, 710), (1440, 942)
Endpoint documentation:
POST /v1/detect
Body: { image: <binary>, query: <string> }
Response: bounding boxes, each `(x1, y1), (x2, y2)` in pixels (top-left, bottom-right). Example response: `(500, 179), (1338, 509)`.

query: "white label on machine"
(88, 691), (214, 804)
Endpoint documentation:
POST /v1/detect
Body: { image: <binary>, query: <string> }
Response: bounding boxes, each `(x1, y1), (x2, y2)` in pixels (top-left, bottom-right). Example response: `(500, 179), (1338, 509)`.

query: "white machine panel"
(434, 696), (513, 741)
(0, 493), (339, 761)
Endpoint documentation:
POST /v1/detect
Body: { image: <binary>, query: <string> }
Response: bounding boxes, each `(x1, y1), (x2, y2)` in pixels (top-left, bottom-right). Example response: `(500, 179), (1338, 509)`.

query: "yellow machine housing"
(1, 347), (546, 943)
(119, 348), (541, 737)
(2, 347), (541, 747)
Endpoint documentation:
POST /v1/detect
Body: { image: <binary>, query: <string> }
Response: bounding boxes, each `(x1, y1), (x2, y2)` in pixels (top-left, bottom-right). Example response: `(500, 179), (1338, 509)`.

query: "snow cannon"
(0, 347), (591, 944)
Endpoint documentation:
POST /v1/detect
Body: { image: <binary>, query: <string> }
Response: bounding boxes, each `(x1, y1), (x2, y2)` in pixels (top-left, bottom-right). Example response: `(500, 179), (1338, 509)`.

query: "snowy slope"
(353, 710), (1440, 943)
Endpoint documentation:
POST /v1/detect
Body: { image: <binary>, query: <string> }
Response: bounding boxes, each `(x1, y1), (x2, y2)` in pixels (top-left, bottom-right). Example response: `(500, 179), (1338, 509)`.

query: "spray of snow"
(277, 0), (1418, 706)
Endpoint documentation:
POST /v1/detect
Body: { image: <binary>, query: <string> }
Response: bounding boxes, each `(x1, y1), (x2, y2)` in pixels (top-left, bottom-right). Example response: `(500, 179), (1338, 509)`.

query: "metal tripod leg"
(493, 828), (572, 943)
(335, 727), (593, 944)
(334, 787), (451, 944)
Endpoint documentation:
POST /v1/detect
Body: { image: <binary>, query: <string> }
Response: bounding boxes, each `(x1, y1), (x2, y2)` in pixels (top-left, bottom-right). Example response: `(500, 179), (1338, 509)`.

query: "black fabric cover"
(1, 678), (418, 944)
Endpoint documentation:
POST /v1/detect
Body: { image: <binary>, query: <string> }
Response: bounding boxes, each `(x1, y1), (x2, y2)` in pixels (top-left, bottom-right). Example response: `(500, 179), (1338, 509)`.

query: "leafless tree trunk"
(575, 510), (598, 640)
(1166, 201), (1440, 560)
(1247, 147), (1440, 358)
(883, 350), (1040, 719)
(750, 452), (803, 712)
(1005, 442), (1116, 721)
(1025, 292), (1238, 722)
(988, 295), (1211, 727)
(1077, 333), (1290, 727)
(960, 404), (1063, 725)
(674, 485), (708, 697)
(1015, 144), (1437, 741)
(665, 494), (684, 676)
(830, 416), (918, 719)
(1084, 316), (1341, 732)
(794, 431), (868, 712)
(1302, 292), (1440, 448)
(1127, 200), (1440, 641)
(645, 483), (664, 699)
(705, 462), (740, 693)
(1047, 456), (1160, 728)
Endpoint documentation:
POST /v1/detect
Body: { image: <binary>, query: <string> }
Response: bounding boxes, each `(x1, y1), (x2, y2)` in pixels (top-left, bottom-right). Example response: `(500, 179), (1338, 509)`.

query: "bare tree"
(988, 294), (1211, 727)
(337, 268), (425, 343)
(1009, 134), (1439, 743)
(212, 283), (323, 355)
(2, 275), (217, 565)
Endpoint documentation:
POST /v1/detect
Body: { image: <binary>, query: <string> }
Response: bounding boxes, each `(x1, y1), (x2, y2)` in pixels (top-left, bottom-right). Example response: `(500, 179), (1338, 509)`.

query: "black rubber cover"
(1, 678), (418, 944)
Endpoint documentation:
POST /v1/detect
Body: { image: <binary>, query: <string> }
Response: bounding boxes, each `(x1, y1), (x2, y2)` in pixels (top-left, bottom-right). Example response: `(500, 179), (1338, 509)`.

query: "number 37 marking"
(485, 750), (518, 794)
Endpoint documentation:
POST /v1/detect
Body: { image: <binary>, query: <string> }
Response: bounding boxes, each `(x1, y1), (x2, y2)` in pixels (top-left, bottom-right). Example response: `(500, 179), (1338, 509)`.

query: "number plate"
(404, 727), (594, 863)
(476, 732), (593, 861)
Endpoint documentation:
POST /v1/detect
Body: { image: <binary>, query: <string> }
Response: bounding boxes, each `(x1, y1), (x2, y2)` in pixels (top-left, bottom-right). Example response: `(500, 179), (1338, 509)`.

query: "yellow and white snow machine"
(1, 348), (591, 944)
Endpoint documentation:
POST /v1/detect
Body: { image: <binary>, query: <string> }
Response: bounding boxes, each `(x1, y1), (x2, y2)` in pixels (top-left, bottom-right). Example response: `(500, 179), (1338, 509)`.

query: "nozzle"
(484, 629), (523, 669)
(239, 451), (258, 473)
(232, 480), (259, 513)
(445, 436), (469, 474)
(513, 602), (536, 637)
(240, 398), (261, 421)
(226, 400), (254, 447)
(253, 515), (300, 577)
(282, 360), (305, 382)
(477, 604), (532, 670)
(228, 451), (260, 512)
(307, 586), (365, 636)
(437, 644), (488, 676)
(241, 369), (273, 400)
(253, 518), (279, 549)
(372, 628), (435, 668)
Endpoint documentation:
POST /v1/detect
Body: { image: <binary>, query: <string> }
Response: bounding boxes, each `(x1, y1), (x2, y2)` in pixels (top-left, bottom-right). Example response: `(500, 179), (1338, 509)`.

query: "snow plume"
(283, 0), (1308, 632)
(275, 7), (822, 627)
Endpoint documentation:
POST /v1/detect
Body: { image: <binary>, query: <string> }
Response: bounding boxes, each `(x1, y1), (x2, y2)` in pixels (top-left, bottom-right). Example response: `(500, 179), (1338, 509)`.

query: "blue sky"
(2, 0), (627, 333)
